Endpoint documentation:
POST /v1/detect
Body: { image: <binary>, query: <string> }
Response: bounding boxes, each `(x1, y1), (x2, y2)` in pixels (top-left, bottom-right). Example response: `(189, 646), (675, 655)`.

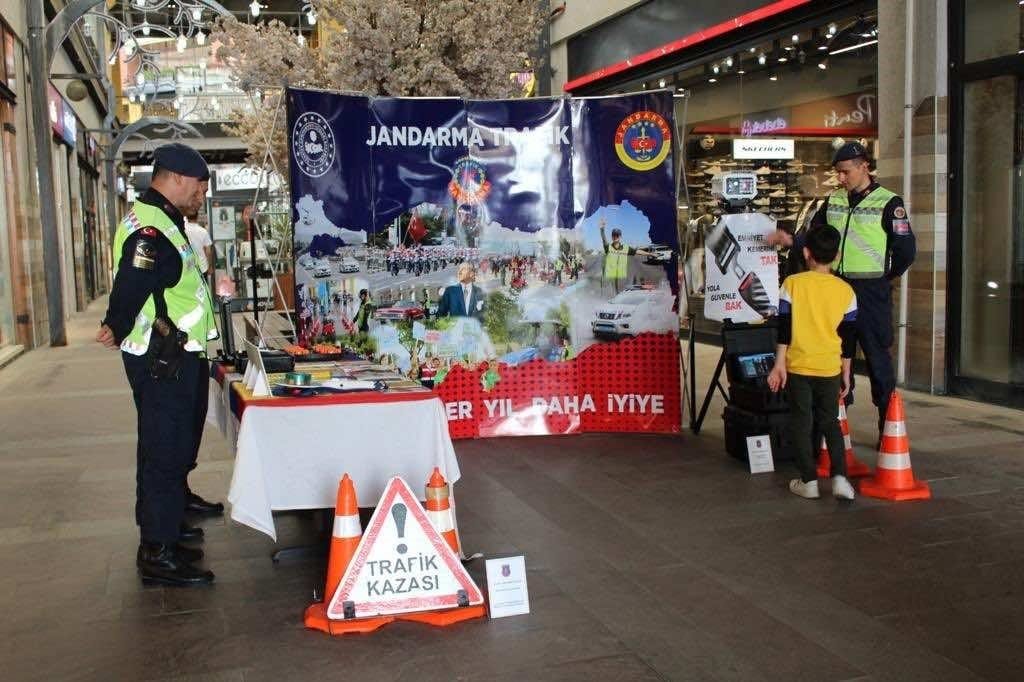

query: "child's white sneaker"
(832, 476), (856, 500)
(789, 479), (820, 499)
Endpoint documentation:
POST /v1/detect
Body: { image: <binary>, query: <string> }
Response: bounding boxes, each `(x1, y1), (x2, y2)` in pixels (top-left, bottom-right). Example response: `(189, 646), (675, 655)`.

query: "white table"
(226, 390), (460, 541)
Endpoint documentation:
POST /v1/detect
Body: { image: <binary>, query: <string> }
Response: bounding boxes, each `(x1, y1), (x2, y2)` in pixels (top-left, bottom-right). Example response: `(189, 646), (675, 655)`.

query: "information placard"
(704, 212), (779, 323)
(746, 434), (775, 474)
(485, 555), (530, 619)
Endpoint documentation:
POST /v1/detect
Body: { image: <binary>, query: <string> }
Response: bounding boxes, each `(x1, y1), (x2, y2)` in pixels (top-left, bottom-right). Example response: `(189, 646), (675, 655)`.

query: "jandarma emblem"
(615, 110), (671, 171)
(448, 157), (492, 204)
(292, 112), (336, 178)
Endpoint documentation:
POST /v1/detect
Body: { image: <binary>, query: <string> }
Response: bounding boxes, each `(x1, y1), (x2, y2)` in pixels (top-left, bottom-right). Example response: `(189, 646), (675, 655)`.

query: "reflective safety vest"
(112, 201), (218, 355)
(825, 186), (894, 278)
(604, 243), (629, 280)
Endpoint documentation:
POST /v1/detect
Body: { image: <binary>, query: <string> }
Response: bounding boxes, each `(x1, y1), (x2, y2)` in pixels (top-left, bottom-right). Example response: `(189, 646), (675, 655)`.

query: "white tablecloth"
(227, 394), (460, 541)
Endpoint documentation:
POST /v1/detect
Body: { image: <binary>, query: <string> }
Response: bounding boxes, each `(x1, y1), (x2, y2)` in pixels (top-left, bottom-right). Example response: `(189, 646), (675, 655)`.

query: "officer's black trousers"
(847, 278), (896, 432)
(188, 357), (210, 477)
(123, 351), (201, 545)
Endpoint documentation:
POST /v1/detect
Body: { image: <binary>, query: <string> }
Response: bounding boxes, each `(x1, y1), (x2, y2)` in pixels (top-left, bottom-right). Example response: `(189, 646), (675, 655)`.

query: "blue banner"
(287, 87), (678, 382)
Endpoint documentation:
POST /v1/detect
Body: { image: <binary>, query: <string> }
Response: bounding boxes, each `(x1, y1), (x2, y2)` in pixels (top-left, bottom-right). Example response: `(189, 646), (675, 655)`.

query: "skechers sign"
(732, 139), (795, 160)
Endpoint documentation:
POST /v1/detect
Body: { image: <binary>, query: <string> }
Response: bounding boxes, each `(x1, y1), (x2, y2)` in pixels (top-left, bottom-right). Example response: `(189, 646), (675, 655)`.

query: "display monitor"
(735, 352), (775, 380)
(725, 175), (756, 197)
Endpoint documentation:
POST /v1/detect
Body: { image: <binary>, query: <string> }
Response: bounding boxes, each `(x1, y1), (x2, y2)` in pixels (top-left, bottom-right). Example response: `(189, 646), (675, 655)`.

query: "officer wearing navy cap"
(96, 142), (220, 586)
(769, 142), (916, 440)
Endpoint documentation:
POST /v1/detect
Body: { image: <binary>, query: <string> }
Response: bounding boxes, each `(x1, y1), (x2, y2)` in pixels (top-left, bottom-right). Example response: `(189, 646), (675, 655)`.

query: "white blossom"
(212, 0), (545, 184)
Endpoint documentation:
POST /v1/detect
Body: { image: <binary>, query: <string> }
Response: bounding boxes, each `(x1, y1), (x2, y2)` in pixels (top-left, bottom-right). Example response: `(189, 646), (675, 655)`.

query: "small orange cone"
(422, 467), (461, 557)
(817, 400), (872, 478)
(858, 391), (931, 501)
(304, 474), (393, 634)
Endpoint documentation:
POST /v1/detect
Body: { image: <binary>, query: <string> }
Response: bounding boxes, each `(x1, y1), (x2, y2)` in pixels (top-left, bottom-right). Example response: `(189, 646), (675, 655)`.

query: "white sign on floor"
(485, 555), (530, 619)
(746, 435), (775, 474)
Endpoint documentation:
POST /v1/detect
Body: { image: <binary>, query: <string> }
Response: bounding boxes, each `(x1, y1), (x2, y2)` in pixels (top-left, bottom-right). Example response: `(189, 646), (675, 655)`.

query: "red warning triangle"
(326, 476), (483, 620)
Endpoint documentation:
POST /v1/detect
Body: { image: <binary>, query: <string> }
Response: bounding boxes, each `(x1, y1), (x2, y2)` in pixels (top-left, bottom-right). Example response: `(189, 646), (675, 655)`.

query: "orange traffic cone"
(304, 474), (393, 634)
(858, 391), (931, 501)
(422, 467), (461, 557)
(817, 400), (872, 478)
(397, 468), (486, 627)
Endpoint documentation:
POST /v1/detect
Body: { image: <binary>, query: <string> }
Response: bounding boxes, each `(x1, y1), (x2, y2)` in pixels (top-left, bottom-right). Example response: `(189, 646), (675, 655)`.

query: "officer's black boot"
(185, 488), (224, 516)
(137, 543), (204, 565)
(179, 522), (205, 543)
(137, 543), (214, 586)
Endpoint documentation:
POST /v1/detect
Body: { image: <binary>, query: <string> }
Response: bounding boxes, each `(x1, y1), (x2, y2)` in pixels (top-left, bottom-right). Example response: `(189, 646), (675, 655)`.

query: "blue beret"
(832, 142), (870, 165)
(153, 142), (209, 180)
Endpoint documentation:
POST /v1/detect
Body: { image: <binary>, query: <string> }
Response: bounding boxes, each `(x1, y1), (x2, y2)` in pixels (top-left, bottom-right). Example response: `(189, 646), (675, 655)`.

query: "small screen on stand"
(736, 352), (775, 380)
(725, 176), (756, 196)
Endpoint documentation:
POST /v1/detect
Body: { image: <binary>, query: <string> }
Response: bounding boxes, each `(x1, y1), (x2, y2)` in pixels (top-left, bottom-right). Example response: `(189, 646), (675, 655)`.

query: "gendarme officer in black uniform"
(96, 143), (219, 586)
(770, 142), (916, 440)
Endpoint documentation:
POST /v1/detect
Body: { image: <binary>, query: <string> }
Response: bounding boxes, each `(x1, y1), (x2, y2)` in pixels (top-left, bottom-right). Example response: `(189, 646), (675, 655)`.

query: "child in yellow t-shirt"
(768, 224), (858, 500)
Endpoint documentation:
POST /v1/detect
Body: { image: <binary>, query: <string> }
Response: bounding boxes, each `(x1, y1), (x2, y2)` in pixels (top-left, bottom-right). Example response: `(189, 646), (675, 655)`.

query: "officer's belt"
(838, 270), (885, 279)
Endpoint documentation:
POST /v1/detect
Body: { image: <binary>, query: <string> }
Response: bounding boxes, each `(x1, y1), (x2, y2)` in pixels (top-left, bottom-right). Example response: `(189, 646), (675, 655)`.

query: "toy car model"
(374, 300), (426, 322)
(643, 244), (675, 265)
(591, 285), (677, 339)
(339, 257), (359, 273)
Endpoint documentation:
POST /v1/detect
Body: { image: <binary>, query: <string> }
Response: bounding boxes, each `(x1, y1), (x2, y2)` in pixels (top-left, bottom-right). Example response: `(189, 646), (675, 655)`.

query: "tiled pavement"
(0, 298), (1021, 681)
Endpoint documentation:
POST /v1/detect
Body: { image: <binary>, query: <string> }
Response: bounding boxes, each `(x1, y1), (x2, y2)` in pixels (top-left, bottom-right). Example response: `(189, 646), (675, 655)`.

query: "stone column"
(877, 0), (949, 394)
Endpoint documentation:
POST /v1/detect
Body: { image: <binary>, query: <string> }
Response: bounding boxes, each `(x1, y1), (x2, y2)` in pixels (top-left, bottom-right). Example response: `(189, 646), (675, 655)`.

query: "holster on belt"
(147, 317), (187, 380)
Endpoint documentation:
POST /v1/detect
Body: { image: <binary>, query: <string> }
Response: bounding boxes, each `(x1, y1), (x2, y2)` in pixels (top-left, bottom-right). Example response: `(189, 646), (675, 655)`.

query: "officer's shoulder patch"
(893, 219), (911, 235)
(131, 238), (157, 270)
(893, 206), (907, 219)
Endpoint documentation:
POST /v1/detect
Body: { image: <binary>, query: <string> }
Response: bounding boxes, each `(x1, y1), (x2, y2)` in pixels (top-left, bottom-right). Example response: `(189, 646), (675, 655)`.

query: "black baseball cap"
(832, 141), (870, 166)
(153, 142), (210, 180)
(611, 228), (622, 237)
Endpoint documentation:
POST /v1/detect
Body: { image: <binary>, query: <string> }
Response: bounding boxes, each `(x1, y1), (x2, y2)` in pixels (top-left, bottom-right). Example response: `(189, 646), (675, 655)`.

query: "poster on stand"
(703, 212), (780, 323)
(210, 204), (236, 241)
(287, 87), (681, 437)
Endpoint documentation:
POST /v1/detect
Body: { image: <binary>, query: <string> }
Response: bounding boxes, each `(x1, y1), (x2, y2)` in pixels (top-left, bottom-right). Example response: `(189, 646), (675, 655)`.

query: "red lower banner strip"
(435, 332), (681, 439)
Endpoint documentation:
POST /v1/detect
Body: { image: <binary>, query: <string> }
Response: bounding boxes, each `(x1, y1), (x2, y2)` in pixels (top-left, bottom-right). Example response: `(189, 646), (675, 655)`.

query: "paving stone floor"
(0, 299), (1022, 681)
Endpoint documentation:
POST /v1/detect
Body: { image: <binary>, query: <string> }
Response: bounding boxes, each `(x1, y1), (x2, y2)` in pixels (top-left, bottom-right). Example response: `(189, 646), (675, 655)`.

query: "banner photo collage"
(287, 87), (681, 436)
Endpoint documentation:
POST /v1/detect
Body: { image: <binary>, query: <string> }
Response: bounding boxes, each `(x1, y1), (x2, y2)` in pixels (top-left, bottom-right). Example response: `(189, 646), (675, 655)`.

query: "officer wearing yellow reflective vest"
(599, 217), (654, 294)
(95, 143), (218, 586)
(769, 142), (916, 439)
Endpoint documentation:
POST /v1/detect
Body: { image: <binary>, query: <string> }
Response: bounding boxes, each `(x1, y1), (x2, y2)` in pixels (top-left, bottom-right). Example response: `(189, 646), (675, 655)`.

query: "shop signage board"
(48, 83), (63, 139)
(732, 139), (794, 160)
(703, 212), (779, 323)
(287, 88), (681, 437)
(210, 204), (236, 240)
(214, 164), (284, 192)
(326, 476), (484, 619)
(693, 91), (879, 137)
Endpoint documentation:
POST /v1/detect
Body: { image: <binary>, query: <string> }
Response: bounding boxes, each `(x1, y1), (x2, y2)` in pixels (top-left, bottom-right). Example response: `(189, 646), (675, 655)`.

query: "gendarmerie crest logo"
(448, 157), (491, 204)
(615, 110), (671, 172)
(292, 112), (336, 178)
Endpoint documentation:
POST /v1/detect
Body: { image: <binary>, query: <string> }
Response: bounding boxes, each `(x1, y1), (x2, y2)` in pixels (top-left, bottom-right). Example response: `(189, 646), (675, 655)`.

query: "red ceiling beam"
(562, 0), (814, 92)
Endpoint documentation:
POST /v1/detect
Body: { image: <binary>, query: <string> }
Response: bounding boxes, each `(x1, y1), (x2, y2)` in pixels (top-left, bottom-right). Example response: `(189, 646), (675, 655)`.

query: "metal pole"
(28, 0), (67, 346)
(897, 0), (915, 385)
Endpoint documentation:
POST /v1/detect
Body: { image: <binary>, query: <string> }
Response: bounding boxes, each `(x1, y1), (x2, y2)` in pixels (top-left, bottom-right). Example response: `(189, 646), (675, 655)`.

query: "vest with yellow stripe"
(825, 186), (894, 279)
(604, 243), (629, 280)
(112, 201), (217, 355)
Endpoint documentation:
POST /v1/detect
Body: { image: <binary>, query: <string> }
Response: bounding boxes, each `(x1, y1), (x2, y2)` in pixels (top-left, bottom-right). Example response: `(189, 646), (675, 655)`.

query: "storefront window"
(959, 76), (1024, 384)
(964, 0), (1024, 64)
(631, 12), (879, 320)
